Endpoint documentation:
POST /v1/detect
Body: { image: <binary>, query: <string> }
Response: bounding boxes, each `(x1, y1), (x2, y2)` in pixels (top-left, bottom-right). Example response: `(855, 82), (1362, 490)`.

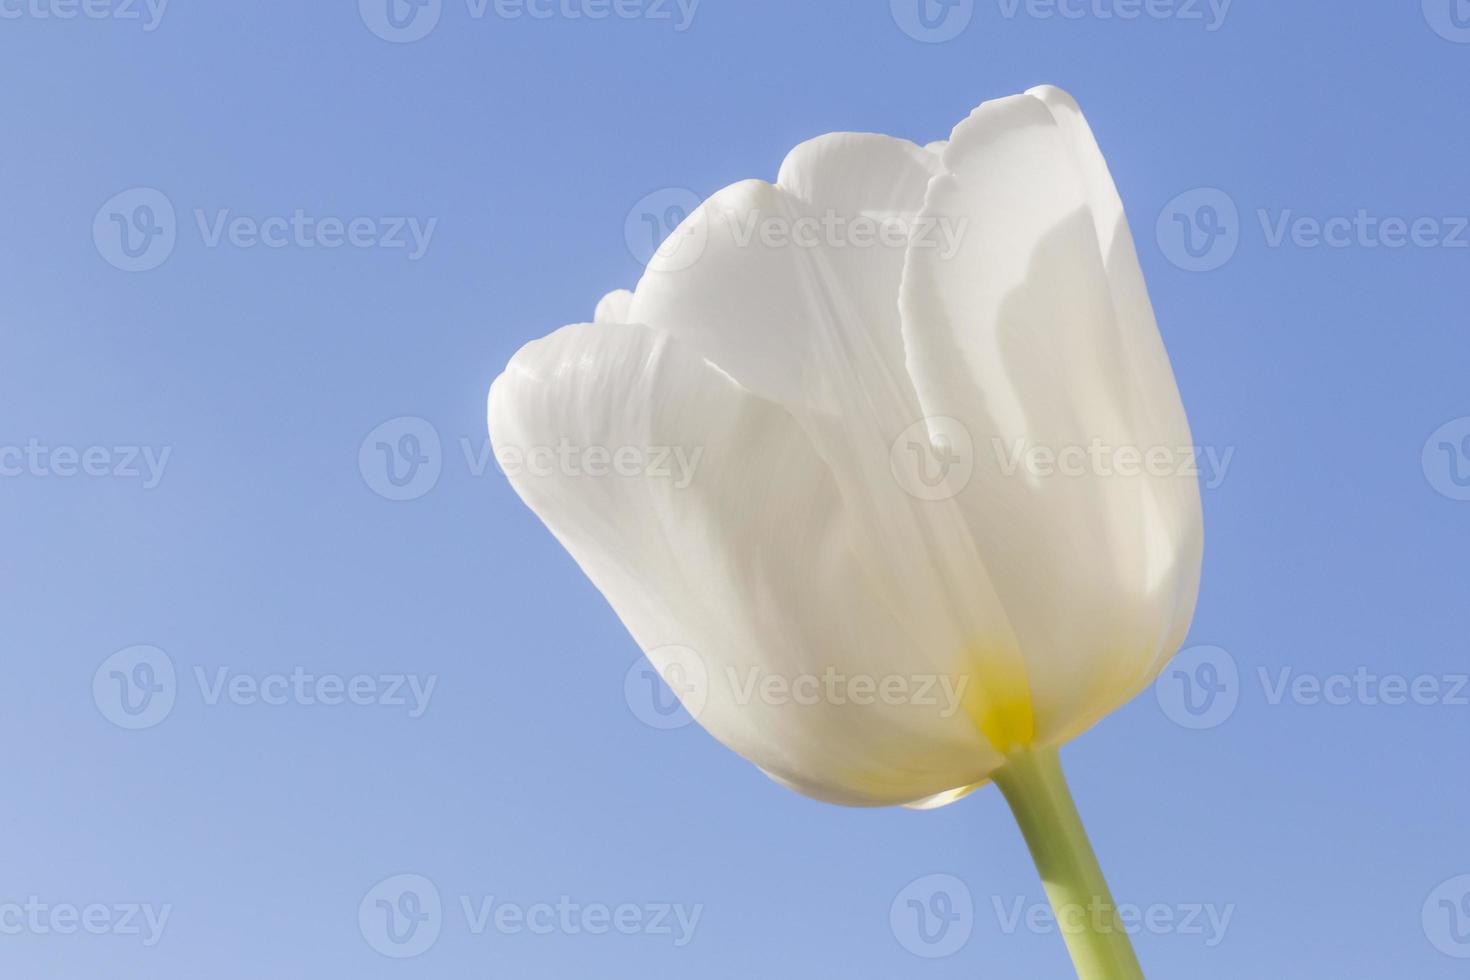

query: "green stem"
(993, 747), (1145, 980)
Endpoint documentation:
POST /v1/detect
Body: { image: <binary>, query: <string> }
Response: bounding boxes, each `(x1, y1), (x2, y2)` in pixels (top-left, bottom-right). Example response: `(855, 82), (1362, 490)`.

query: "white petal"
(903, 782), (981, 811)
(594, 288), (634, 324)
(1024, 85), (1174, 409)
(488, 320), (1006, 805)
(1025, 83), (1204, 683)
(630, 129), (941, 419)
(775, 132), (943, 387)
(900, 90), (1203, 745)
(626, 137), (1036, 759)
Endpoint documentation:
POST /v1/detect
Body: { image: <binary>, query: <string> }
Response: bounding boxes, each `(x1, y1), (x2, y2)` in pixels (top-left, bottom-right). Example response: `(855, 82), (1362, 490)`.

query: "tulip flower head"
(489, 85), (1203, 977)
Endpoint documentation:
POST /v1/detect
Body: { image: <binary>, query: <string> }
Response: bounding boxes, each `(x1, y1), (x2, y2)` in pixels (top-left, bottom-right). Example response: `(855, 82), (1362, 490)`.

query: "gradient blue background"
(2, 1), (1467, 976)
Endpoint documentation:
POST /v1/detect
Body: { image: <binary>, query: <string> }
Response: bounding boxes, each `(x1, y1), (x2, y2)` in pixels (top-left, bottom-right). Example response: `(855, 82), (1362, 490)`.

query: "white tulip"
(489, 85), (1203, 978)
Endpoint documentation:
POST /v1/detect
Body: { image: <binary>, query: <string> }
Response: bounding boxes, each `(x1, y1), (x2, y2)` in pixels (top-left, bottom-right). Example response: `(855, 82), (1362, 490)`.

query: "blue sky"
(2, 1), (1468, 977)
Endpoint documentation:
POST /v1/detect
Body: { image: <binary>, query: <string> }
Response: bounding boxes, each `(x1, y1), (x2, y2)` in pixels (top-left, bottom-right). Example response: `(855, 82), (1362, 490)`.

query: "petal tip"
(594, 288), (634, 324)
